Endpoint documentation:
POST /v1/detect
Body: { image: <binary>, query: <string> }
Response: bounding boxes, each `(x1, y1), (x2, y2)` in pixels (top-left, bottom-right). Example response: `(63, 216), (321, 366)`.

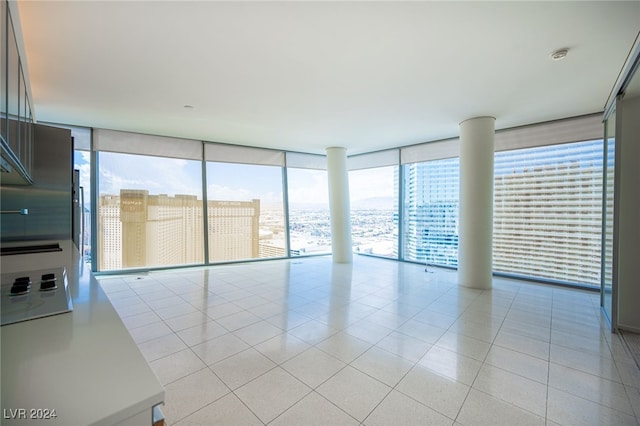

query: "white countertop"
(0, 241), (164, 425)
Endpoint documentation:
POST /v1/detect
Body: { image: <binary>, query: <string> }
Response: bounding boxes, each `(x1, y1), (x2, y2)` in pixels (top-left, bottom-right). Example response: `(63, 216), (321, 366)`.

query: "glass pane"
(0, 1), (6, 142)
(287, 168), (331, 256)
(602, 111), (615, 323)
(6, 10), (19, 152)
(403, 158), (459, 266)
(493, 140), (604, 286)
(98, 152), (204, 271)
(206, 162), (285, 262)
(74, 150), (92, 262)
(349, 165), (398, 258)
(18, 64), (26, 161)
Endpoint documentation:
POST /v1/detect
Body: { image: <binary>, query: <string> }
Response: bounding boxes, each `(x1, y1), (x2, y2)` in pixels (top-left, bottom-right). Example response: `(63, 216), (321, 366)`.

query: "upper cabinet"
(1, 0), (34, 185)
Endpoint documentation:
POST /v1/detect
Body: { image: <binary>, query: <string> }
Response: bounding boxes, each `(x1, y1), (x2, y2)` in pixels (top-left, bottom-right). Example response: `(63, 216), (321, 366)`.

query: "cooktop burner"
(1, 267), (73, 326)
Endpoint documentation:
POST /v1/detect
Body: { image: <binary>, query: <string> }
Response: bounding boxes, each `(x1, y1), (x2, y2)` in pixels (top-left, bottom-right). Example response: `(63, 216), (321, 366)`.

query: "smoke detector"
(550, 48), (569, 61)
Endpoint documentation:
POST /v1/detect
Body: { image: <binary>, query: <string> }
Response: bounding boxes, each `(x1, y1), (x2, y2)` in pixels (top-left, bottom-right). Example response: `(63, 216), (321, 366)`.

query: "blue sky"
(75, 150), (397, 211)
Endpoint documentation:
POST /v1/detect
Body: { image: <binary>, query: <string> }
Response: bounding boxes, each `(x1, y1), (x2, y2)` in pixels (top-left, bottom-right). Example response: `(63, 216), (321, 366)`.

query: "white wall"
(617, 93), (640, 332)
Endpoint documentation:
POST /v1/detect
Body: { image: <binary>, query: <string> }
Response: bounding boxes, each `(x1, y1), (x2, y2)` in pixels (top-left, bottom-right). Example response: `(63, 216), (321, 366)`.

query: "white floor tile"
(494, 329), (550, 360)
(448, 319), (500, 344)
(351, 345), (414, 387)
(548, 363), (635, 415)
(396, 319), (447, 344)
(162, 368), (229, 424)
(435, 331), (492, 361)
(547, 387), (638, 426)
(500, 317), (551, 342)
(113, 302), (152, 318)
(549, 343), (621, 383)
(616, 360), (640, 388)
(191, 333), (250, 365)
(154, 302), (198, 321)
(129, 321), (174, 344)
(232, 320), (284, 346)
(485, 345), (549, 384)
(550, 329), (612, 357)
(138, 333), (187, 362)
(364, 389), (454, 426)
(215, 309), (262, 331)
(316, 365), (391, 422)
(271, 391), (359, 426)
(149, 349), (206, 385)
(457, 389), (545, 426)
(253, 333), (311, 365)
(120, 310), (162, 330)
(175, 392), (261, 425)
(164, 311), (211, 332)
(473, 364), (547, 417)
(210, 347), (276, 390)
(412, 309), (459, 329)
(625, 385), (640, 418)
(175, 320), (228, 347)
(281, 346), (346, 388)
(375, 331), (433, 362)
(396, 364), (470, 419)
(234, 367), (311, 424)
(344, 319), (394, 345)
(315, 331), (372, 363)
(418, 346), (482, 385)
(289, 319), (340, 345)
(105, 257), (640, 426)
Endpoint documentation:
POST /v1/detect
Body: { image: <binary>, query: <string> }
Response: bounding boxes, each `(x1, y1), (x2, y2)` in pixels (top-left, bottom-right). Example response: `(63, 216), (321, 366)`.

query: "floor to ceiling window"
(97, 152), (204, 270)
(287, 167), (331, 256)
(71, 126), (92, 263)
(95, 129), (205, 271)
(493, 140), (604, 286)
(205, 144), (286, 262)
(396, 115), (604, 287)
(348, 155), (399, 258)
(403, 157), (459, 267)
(602, 111), (616, 322)
(85, 114), (607, 288)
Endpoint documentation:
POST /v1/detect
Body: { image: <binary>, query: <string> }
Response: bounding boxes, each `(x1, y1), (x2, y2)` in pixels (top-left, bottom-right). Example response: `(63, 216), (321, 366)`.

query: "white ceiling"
(16, 1), (640, 155)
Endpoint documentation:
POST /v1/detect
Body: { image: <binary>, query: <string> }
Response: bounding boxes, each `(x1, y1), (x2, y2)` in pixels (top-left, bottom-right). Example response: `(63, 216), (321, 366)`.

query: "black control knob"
(41, 273), (56, 281)
(14, 277), (31, 288)
(40, 274), (57, 291)
(10, 283), (30, 295)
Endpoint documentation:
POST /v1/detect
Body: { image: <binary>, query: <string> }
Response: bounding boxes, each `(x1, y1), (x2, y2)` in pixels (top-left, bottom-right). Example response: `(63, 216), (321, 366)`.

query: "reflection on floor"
(98, 256), (640, 425)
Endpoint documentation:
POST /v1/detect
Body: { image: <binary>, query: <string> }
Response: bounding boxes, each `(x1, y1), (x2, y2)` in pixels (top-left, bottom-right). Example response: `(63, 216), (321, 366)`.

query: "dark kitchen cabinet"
(1, 0), (34, 185)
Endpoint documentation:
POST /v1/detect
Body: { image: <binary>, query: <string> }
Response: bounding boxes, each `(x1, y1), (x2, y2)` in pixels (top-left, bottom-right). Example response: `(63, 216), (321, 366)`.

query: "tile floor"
(97, 256), (640, 425)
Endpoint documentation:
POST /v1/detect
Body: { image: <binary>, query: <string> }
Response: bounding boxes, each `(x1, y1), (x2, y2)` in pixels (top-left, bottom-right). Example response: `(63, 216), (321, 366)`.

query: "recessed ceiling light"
(550, 48), (569, 61)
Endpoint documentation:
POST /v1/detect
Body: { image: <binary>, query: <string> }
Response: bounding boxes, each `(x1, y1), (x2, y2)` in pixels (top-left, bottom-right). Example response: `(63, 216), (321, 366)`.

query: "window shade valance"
(285, 152), (327, 170)
(204, 143), (284, 166)
(93, 129), (202, 160)
(348, 149), (399, 171)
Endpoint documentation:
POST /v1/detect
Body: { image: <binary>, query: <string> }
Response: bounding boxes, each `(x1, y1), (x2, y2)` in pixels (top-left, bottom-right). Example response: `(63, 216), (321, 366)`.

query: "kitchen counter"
(0, 241), (164, 425)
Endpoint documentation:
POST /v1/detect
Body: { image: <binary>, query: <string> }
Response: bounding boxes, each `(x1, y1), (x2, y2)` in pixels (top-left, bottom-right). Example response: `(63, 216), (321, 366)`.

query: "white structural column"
(458, 117), (495, 289)
(326, 147), (353, 263)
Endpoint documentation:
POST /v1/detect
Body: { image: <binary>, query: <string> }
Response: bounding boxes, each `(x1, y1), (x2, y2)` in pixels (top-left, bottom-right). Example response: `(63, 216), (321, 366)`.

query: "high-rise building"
(98, 191), (263, 268)
(208, 199), (260, 262)
(98, 194), (122, 270)
(403, 160), (459, 266)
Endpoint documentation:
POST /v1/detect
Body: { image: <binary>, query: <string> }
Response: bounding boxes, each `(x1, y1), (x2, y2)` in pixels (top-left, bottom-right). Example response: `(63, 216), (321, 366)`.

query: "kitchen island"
(0, 241), (164, 425)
